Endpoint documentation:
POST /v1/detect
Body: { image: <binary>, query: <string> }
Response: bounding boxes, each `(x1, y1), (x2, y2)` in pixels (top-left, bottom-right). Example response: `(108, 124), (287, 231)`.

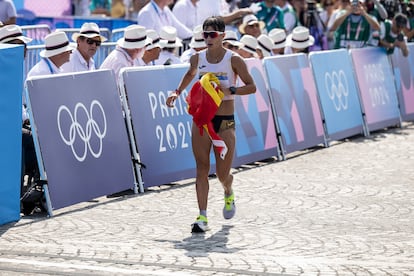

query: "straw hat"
(71, 22), (108, 42)
(257, 34), (273, 57)
(268, 28), (286, 49)
(189, 25), (206, 49)
(145, 29), (160, 50)
(240, 34), (258, 56)
(238, 14), (265, 35)
(0, 24), (32, 44)
(39, 31), (75, 58)
(223, 30), (242, 47)
(117, 24), (150, 49)
(286, 26), (315, 49)
(159, 26), (182, 48)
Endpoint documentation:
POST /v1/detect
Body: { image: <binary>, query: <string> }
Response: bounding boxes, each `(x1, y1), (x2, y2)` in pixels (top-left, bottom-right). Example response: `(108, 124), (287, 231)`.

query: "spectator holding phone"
(379, 12), (409, 56)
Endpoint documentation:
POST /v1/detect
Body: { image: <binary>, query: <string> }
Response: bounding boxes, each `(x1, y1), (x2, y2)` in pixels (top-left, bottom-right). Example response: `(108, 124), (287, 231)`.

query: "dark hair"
(203, 16), (225, 32)
(394, 13), (408, 27)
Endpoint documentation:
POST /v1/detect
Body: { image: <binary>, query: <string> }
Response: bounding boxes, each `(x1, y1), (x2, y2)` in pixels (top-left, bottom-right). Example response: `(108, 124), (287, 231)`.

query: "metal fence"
(21, 24), (51, 45)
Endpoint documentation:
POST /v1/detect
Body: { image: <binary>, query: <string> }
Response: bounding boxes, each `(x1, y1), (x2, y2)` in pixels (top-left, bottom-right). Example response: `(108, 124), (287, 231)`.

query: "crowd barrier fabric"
(0, 45), (24, 225)
(391, 43), (414, 122)
(309, 49), (366, 141)
(263, 53), (326, 156)
(234, 58), (281, 165)
(121, 65), (197, 187)
(349, 47), (401, 133)
(25, 70), (135, 210)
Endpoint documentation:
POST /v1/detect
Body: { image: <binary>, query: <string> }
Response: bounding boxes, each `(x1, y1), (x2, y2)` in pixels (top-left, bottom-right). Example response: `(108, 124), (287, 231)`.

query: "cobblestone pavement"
(1, 123), (414, 276)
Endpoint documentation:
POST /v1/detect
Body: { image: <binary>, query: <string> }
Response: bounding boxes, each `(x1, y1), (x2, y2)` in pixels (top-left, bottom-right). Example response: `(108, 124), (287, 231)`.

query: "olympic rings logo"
(57, 100), (107, 162)
(325, 70), (349, 112)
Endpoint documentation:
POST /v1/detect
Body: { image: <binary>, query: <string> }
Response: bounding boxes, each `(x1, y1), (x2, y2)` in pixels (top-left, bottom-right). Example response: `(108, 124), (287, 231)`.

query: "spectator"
(256, 0), (286, 33)
(364, 0), (388, 21)
(275, 0), (299, 34)
(238, 14), (265, 38)
(137, 29), (162, 66)
(222, 30), (243, 54)
(197, 0), (253, 26)
(0, 0), (17, 25)
(27, 32), (75, 78)
(379, 12), (409, 56)
(100, 25), (150, 84)
(72, 0), (91, 16)
(239, 34), (259, 58)
(330, 0), (380, 49)
(125, 0), (150, 19)
(285, 25), (315, 54)
(181, 25), (207, 63)
(138, 0), (193, 39)
(257, 33), (274, 58)
(61, 23), (108, 73)
(90, 0), (112, 16)
(155, 26), (183, 65)
(172, 0), (200, 31)
(268, 27), (287, 54)
(111, 0), (127, 17)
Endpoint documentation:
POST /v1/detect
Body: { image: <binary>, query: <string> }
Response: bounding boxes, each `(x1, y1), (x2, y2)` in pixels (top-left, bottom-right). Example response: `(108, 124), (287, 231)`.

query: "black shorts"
(211, 115), (235, 133)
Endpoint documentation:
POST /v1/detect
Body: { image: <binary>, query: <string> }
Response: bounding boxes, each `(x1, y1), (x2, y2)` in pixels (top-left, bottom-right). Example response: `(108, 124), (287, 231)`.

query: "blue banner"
(263, 54), (325, 155)
(0, 44), (24, 225)
(309, 49), (365, 141)
(234, 58), (280, 165)
(350, 47), (401, 132)
(121, 65), (197, 187)
(391, 43), (414, 121)
(25, 70), (135, 210)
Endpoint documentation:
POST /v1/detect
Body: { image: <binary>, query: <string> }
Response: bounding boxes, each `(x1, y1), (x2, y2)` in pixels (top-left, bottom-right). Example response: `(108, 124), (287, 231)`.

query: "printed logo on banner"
(362, 63), (390, 108)
(57, 100), (107, 162)
(325, 70), (349, 111)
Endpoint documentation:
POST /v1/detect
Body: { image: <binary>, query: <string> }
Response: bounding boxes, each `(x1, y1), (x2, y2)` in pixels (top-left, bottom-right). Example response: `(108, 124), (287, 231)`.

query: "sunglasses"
(203, 31), (224, 39)
(86, 38), (101, 46)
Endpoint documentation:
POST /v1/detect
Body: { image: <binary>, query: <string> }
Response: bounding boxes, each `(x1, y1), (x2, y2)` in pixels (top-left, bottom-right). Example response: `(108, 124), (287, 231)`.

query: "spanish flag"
(186, 73), (228, 160)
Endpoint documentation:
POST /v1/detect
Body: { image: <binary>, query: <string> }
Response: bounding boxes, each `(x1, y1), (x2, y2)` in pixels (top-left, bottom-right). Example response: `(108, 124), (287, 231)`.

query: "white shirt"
(138, 0), (193, 39)
(180, 47), (197, 63)
(0, 0), (17, 22)
(61, 49), (96, 73)
(197, 0), (222, 24)
(100, 46), (135, 84)
(172, 0), (199, 31)
(27, 58), (61, 78)
(154, 50), (183, 65)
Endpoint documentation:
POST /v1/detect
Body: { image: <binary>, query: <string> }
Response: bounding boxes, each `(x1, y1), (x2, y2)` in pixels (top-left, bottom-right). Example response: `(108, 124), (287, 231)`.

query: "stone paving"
(0, 123), (414, 276)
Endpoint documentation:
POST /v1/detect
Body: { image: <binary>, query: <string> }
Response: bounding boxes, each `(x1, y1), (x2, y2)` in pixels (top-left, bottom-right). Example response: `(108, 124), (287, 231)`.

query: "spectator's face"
(244, 23), (262, 38)
(78, 36), (101, 59)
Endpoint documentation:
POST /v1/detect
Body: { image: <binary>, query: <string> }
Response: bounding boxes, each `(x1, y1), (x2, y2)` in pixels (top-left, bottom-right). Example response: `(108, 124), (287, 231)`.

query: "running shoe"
(223, 192), (236, 219)
(191, 215), (209, 233)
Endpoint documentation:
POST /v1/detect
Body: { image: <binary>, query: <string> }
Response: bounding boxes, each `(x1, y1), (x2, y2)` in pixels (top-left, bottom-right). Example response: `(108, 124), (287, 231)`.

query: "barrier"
(25, 70), (136, 211)
(0, 45), (24, 225)
(234, 58), (281, 165)
(20, 24), (51, 45)
(350, 47), (401, 134)
(391, 43), (414, 121)
(264, 53), (326, 156)
(309, 49), (366, 141)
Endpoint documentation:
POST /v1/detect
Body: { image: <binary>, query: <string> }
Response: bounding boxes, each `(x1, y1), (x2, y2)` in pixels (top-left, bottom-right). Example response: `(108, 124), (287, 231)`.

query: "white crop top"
(197, 49), (237, 101)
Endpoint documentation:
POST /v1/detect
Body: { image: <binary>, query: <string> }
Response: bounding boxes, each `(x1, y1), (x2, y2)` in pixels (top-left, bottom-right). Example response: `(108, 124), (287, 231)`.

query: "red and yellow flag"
(186, 73), (228, 159)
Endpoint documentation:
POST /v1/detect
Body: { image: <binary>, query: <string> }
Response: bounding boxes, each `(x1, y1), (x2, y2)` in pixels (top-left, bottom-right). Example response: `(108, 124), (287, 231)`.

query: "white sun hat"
(257, 34), (273, 57)
(240, 34), (258, 56)
(189, 25), (206, 49)
(39, 31), (75, 58)
(145, 29), (160, 50)
(238, 14), (265, 35)
(268, 28), (287, 49)
(71, 22), (108, 42)
(117, 24), (150, 49)
(0, 24), (33, 44)
(223, 30), (242, 47)
(286, 26), (315, 49)
(159, 26), (182, 48)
